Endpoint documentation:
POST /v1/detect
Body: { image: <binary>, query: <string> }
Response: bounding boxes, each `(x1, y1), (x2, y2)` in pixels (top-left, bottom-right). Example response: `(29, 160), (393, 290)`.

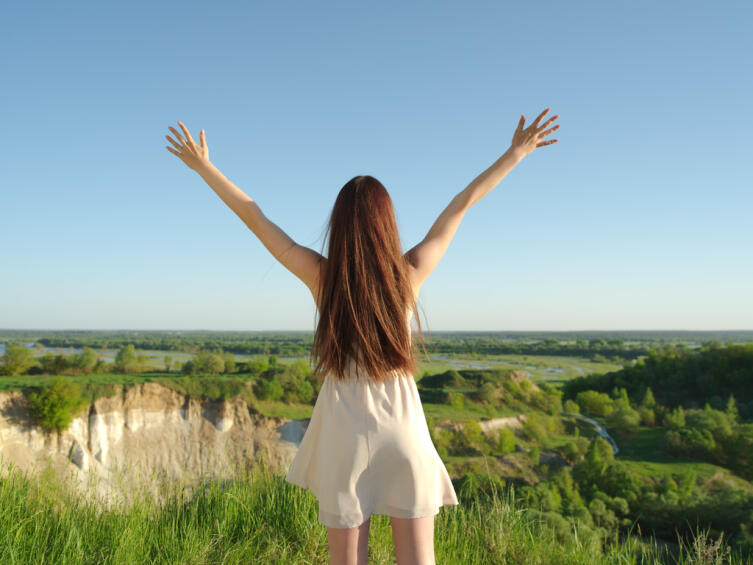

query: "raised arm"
(404, 108), (560, 291)
(165, 121), (324, 300)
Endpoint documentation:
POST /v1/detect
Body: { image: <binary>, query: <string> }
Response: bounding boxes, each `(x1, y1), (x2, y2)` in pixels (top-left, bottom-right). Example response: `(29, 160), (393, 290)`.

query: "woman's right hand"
(510, 108), (560, 158)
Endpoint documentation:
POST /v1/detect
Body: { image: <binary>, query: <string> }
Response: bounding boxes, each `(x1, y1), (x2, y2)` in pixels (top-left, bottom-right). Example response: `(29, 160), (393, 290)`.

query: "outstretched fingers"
(168, 126), (185, 144)
(539, 124), (560, 138)
(536, 138), (558, 147)
(531, 107), (550, 128)
(165, 134), (183, 150)
(539, 114), (559, 131)
(177, 121), (196, 145)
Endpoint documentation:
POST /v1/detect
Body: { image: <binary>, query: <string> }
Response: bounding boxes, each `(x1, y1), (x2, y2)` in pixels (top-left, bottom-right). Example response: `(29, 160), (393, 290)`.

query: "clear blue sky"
(1, 1), (751, 331)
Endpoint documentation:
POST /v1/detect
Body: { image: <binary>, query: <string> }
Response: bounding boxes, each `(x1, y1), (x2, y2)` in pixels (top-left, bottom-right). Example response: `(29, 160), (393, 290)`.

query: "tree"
(663, 405), (686, 428)
(194, 351), (224, 375)
(1, 341), (38, 376)
(247, 356), (269, 375)
(575, 390), (614, 417)
(588, 498), (618, 530)
(638, 406), (656, 426)
(564, 399), (580, 414)
(560, 440), (581, 464)
(585, 436), (614, 475)
(258, 379), (283, 401)
(296, 379), (314, 403)
(72, 347), (98, 374)
(115, 345), (138, 373)
(640, 387), (657, 409)
(614, 387), (631, 407)
(222, 352), (236, 374)
(26, 376), (88, 433)
(725, 394), (739, 423)
(607, 404), (640, 437)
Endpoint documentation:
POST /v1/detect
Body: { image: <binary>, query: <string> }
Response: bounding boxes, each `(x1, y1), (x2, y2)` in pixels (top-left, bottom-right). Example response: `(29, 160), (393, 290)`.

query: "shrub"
(296, 380), (314, 403)
(447, 427), (479, 456)
(606, 405), (641, 437)
(663, 406), (686, 428)
(560, 441), (581, 464)
(496, 427), (516, 455)
(463, 420), (485, 447)
(257, 379), (284, 401)
(638, 406), (656, 426)
(575, 390), (614, 417)
(664, 427), (717, 460)
(446, 392), (464, 409)
(26, 376), (88, 433)
(477, 382), (497, 404)
(522, 413), (547, 442)
(564, 399), (580, 414)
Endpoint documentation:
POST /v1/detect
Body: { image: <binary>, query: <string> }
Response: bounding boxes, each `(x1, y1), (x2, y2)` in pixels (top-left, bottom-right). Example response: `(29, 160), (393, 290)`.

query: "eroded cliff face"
(0, 383), (308, 506)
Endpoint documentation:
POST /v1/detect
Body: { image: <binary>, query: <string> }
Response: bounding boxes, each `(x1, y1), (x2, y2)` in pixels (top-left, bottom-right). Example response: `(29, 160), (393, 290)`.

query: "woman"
(165, 108), (559, 565)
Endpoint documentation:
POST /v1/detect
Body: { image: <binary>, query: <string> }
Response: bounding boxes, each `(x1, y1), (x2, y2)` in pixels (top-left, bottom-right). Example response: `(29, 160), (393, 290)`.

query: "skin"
(165, 108), (559, 565)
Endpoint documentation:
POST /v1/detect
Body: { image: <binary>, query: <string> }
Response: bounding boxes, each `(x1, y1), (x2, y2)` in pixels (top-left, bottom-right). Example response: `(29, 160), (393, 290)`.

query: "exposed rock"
(0, 383), (307, 508)
(478, 414), (527, 434)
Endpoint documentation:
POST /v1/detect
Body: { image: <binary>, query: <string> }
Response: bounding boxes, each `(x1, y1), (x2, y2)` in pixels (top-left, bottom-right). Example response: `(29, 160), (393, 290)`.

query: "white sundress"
(284, 308), (459, 528)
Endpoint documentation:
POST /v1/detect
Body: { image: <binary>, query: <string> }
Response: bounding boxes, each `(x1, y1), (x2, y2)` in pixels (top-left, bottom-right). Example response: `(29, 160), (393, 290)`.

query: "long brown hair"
(311, 175), (427, 383)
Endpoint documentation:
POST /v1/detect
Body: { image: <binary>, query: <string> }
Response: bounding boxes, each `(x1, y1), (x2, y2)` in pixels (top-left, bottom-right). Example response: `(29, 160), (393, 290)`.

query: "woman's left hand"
(165, 121), (211, 172)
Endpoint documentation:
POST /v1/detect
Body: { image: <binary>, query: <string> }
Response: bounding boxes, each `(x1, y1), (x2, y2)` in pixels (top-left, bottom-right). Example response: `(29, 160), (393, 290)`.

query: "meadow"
(0, 456), (739, 565)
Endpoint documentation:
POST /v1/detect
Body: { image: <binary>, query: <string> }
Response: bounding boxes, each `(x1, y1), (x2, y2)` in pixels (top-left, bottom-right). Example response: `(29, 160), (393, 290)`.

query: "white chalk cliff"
(0, 383), (309, 507)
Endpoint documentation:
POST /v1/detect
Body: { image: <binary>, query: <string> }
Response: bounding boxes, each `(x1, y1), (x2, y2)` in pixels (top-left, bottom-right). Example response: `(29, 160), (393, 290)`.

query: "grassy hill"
(1, 458), (746, 564)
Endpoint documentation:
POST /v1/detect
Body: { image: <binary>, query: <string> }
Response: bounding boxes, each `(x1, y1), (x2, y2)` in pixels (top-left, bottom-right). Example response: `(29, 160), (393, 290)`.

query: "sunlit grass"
(2, 458), (735, 564)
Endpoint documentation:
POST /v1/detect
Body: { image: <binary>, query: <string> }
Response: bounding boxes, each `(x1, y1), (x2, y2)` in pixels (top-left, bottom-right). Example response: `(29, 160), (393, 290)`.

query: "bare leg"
(390, 515), (436, 565)
(326, 516), (371, 565)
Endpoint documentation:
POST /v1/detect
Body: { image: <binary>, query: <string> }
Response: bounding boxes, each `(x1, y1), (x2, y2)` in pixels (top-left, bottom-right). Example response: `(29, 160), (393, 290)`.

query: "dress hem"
(286, 474), (459, 529)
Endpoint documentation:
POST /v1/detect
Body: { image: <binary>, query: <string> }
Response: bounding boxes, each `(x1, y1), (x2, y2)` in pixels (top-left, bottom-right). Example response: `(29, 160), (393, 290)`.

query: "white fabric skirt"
(284, 365), (459, 528)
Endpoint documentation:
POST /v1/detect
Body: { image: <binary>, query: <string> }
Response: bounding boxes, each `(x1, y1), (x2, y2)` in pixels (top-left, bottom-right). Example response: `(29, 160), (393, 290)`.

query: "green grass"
(421, 400), (520, 421)
(3, 459), (744, 564)
(610, 426), (753, 490)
